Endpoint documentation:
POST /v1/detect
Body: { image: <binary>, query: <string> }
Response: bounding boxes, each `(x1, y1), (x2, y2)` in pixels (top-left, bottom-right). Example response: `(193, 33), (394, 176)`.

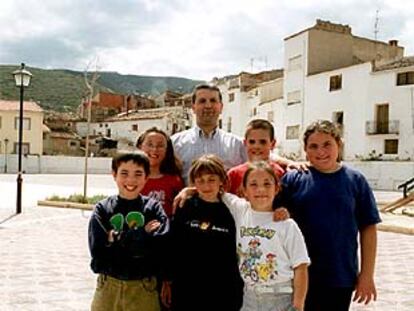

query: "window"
(397, 72), (414, 86)
(384, 139), (398, 154)
(69, 141), (78, 148)
(132, 124), (138, 131)
(253, 108), (257, 116)
(267, 111), (274, 122)
(218, 119), (222, 129)
(14, 117), (31, 130)
(13, 142), (30, 155)
(329, 74), (342, 91)
(227, 117), (232, 133)
(332, 111), (344, 136)
(287, 90), (301, 105)
(99, 123), (103, 128)
(288, 55), (302, 71)
(229, 93), (235, 102)
(286, 125), (300, 140)
(106, 129), (111, 137)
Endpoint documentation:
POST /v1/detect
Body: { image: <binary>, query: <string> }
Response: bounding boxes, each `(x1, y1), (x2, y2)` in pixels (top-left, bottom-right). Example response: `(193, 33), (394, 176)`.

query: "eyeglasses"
(142, 143), (167, 150)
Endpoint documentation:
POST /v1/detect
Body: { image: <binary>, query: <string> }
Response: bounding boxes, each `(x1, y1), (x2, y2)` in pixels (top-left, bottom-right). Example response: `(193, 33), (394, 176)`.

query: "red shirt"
(141, 174), (184, 218)
(227, 161), (285, 197)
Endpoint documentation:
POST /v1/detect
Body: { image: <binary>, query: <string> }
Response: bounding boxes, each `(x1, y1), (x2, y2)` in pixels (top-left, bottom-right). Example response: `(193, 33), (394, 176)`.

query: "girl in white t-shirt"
(222, 161), (310, 311)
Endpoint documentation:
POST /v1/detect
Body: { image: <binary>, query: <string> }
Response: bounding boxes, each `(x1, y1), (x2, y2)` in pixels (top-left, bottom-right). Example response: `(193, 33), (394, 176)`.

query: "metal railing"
(398, 177), (414, 198)
(365, 120), (400, 135)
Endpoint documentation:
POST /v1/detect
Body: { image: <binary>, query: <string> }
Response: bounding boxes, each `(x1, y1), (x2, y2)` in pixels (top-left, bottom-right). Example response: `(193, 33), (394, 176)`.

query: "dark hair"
(242, 161), (280, 188)
(136, 127), (182, 176)
(112, 151), (150, 176)
(192, 84), (222, 104)
(244, 119), (275, 140)
(188, 154), (227, 187)
(303, 120), (343, 161)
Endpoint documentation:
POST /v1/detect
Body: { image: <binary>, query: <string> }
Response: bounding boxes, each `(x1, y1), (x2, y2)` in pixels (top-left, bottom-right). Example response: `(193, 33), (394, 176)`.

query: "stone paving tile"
(1, 205), (414, 310)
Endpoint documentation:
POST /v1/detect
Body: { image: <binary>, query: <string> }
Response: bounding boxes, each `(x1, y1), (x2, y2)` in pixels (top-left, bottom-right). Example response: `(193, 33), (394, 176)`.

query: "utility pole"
(83, 64), (99, 201)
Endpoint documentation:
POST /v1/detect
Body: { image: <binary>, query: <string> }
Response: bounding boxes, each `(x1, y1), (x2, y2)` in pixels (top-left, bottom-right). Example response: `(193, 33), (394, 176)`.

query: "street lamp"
(12, 63), (32, 214)
(3, 138), (9, 173)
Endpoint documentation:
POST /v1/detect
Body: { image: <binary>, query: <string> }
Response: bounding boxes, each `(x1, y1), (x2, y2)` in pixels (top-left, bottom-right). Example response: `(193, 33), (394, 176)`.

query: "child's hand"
(286, 161), (309, 172)
(144, 220), (161, 233)
(273, 207), (290, 221)
(353, 273), (377, 305)
(161, 281), (172, 308)
(108, 229), (119, 243)
(172, 187), (197, 214)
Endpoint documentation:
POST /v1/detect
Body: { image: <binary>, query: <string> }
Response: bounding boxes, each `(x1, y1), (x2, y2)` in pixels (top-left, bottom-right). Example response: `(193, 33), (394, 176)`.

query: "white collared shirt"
(171, 126), (248, 184)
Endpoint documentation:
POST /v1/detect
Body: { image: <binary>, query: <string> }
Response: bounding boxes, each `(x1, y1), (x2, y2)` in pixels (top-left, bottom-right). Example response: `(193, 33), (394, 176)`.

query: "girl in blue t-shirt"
(277, 120), (381, 311)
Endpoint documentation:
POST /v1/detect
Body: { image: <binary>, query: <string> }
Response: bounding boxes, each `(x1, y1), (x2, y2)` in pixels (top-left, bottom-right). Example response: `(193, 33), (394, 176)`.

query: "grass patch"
(46, 193), (106, 204)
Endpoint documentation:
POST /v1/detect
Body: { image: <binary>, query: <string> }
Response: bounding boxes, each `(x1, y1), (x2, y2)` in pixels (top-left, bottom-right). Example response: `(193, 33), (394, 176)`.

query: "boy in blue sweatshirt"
(88, 151), (169, 311)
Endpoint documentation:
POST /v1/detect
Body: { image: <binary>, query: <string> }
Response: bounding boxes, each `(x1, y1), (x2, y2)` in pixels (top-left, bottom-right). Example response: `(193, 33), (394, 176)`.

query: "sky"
(0, 0), (413, 81)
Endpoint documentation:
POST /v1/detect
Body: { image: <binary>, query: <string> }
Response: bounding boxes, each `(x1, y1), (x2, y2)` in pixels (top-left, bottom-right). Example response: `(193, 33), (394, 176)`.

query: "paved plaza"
(0, 174), (414, 310)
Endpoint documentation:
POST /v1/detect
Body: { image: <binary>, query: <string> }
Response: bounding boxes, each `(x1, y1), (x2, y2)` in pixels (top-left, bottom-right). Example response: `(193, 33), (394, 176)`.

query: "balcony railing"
(365, 120), (399, 135)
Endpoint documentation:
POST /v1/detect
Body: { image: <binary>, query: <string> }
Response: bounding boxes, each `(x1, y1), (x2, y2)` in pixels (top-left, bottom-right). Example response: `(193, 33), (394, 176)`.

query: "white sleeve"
(221, 192), (249, 221)
(282, 219), (311, 268)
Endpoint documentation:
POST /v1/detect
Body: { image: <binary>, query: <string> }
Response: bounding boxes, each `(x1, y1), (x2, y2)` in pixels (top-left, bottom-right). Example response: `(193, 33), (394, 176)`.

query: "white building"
(215, 19), (413, 161)
(75, 106), (191, 146)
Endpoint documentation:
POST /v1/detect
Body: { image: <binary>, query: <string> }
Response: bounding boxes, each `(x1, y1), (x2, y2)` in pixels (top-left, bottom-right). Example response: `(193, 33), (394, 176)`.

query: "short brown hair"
(192, 84), (222, 104)
(303, 120), (343, 161)
(188, 154), (227, 187)
(244, 119), (275, 140)
(242, 161), (280, 188)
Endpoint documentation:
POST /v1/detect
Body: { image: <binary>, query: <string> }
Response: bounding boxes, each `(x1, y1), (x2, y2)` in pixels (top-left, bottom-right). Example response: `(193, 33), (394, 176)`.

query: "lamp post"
(12, 63), (32, 214)
(4, 138), (9, 173)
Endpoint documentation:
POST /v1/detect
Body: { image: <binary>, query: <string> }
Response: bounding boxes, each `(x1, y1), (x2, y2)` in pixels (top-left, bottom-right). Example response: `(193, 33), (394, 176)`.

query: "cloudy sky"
(1, 0), (413, 80)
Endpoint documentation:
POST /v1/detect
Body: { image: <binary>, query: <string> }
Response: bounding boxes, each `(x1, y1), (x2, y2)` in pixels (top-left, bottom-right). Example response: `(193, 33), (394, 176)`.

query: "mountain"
(0, 65), (204, 112)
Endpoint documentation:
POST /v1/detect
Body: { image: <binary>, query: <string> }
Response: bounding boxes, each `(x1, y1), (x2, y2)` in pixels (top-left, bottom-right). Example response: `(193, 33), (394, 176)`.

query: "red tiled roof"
(0, 100), (43, 112)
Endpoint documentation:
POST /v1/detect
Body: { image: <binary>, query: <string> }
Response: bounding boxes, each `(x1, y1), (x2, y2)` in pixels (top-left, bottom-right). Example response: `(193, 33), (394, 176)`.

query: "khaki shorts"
(91, 274), (160, 311)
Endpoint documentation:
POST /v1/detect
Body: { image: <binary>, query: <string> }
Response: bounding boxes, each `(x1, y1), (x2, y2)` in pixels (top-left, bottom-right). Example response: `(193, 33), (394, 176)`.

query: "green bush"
(46, 193), (106, 204)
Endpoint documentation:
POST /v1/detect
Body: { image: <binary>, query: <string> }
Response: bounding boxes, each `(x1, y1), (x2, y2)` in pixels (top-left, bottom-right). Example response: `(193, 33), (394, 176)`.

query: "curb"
(378, 223), (414, 235)
(37, 200), (93, 210)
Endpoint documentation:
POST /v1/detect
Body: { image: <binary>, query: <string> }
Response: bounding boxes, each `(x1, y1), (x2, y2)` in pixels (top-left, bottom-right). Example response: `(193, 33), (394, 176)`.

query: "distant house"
(77, 91), (156, 122)
(43, 111), (83, 156)
(75, 106), (191, 147)
(0, 100), (44, 155)
(43, 131), (83, 156)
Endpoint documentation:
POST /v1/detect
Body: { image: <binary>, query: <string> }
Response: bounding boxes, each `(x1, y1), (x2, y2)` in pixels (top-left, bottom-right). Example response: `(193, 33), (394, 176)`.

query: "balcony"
(366, 120), (399, 135)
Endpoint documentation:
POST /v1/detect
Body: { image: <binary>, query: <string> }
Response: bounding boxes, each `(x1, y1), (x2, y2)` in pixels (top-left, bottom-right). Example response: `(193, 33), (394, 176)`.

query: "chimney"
(388, 40), (398, 47)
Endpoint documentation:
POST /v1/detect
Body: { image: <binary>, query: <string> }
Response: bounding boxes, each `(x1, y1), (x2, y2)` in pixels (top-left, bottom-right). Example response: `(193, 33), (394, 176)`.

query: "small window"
(397, 72), (414, 86)
(99, 123), (103, 128)
(253, 108), (257, 116)
(218, 119), (222, 129)
(132, 124), (138, 131)
(229, 93), (235, 102)
(15, 117), (31, 130)
(286, 125), (300, 140)
(287, 90), (301, 105)
(106, 129), (111, 137)
(14, 142), (30, 155)
(267, 111), (274, 122)
(384, 139), (398, 154)
(227, 117), (232, 133)
(329, 74), (342, 91)
(69, 141), (77, 147)
(288, 55), (302, 71)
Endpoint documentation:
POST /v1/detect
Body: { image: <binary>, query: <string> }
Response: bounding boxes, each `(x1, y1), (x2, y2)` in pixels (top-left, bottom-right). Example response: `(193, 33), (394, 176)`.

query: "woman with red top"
(137, 127), (184, 218)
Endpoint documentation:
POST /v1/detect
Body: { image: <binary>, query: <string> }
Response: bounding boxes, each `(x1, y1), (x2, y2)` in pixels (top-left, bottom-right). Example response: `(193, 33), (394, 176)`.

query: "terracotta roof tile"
(0, 100), (43, 112)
